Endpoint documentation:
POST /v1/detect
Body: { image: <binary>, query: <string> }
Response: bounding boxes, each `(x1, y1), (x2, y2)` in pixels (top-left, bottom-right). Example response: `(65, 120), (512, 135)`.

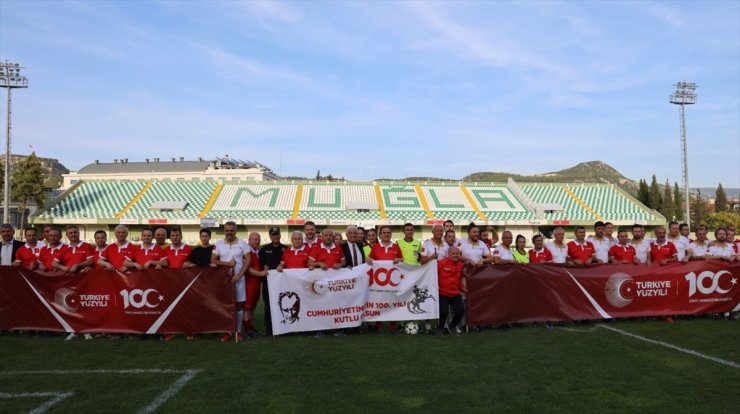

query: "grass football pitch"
(1, 316), (738, 414)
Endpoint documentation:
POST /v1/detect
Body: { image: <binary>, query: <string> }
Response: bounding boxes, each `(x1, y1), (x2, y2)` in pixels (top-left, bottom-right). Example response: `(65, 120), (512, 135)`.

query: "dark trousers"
(439, 294), (464, 329)
(261, 281), (272, 335)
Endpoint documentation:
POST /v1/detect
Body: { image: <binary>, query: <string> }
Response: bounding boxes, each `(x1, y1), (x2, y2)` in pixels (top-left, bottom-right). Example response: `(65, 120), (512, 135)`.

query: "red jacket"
(437, 257), (465, 297)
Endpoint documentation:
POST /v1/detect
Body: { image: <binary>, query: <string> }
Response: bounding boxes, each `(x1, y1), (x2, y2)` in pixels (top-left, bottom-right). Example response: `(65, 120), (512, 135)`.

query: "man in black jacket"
(259, 227), (287, 336)
(342, 225), (366, 267)
(1, 223), (23, 266)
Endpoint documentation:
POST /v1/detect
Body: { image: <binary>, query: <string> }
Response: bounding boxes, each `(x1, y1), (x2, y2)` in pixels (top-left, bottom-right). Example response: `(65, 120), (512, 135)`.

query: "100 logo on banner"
(369, 268), (403, 287)
(684, 271), (735, 297)
(119, 289), (163, 309)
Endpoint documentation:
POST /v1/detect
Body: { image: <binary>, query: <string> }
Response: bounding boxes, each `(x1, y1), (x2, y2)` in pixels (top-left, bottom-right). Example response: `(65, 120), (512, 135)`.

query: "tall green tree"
(661, 179), (675, 220)
(10, 152), (45, 227)
(637, 179), (650, 206)
(689, 189), (708, 230)
(715, 183), (728, 212)
(648, 175), (662, 211)
(673, 182), (683, 221)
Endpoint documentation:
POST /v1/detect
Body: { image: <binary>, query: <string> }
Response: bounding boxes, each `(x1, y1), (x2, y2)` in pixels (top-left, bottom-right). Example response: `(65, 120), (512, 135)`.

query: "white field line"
(138, 369), (201, 414)
(597, 324), (739, 369)
(0, 369), (190, 375)
(0, 369), (203, 413)
(561, 324), (739, 369)
(0, 391), (75, 414)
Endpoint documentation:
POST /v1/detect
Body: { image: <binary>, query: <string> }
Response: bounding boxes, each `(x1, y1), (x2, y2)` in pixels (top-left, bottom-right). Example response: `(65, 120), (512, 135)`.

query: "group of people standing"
(2, 218), (738, 340)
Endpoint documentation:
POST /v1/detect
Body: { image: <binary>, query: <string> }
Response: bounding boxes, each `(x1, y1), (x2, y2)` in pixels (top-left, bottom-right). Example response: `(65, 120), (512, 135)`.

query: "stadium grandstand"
(32, 157), (666, 244)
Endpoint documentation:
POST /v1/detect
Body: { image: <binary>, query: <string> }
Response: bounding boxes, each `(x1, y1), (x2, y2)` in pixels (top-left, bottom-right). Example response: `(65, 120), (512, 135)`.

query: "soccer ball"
(404, 322), (419, 335)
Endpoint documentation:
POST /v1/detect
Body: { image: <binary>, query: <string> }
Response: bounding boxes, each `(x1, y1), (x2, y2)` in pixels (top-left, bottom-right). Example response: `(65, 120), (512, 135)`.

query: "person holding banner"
(492, 231), (516, 265)
(367, 225), (403, 334)
(308, 229), (346, 270)
(707, 228), (737, 262)
(668, 221), (690, 262)
(342, 226), (365, 267)
(243, 232), (269, 338)
(1, 223), (23, 266)
(212, 222), (251, 342)
(92, 230), (108, 270)
(397, 223), (421, 266)
(189, 228), (214, 267)
(38, 228), (69, 272)
(687, 226), (711, 260)
(127, 228), (165, 270)
(13, 227), (42, 269)
(512, 234), (529, 264)
(546, 226), (568, 264)
(303, 221), (320, 249)
(649, 226), (678, 266)
(278, 231), (311, 270)
(363, 228), (377, 258)
(529, 234), (552, 264)
(566, 226), (596, 267)
(630, 224), (652, 265)
(98, 225), (139, 273)
(162, 227), (195, 270)
(437, 246), (466, 335)
(420, 224), (446, 265)
(587, 221), (612, 264)
(609, 229), (638, 264)
(261, 227), (288, 337)
(459, 223), (493, 267)
(725, 225), (739, 253)
(58, 225), (94, 273)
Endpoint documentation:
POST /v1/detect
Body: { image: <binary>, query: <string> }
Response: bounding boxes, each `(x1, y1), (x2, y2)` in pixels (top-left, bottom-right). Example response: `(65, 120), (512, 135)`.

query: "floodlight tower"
(669, 81), (697, 228)
(0, 61), (29, 224)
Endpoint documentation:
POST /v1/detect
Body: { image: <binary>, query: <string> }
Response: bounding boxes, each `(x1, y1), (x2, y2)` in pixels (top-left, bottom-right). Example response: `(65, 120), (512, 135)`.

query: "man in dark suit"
(1, 223), (24, 266)
(342, 225), (366, 267)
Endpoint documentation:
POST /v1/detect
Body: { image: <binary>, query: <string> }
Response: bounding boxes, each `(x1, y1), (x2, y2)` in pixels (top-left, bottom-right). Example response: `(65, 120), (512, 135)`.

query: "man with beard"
(212, 221), (250, 341)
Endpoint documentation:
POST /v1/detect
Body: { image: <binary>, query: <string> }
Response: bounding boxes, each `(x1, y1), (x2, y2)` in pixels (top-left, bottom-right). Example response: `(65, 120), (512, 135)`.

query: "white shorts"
(234, 277), (246, 303)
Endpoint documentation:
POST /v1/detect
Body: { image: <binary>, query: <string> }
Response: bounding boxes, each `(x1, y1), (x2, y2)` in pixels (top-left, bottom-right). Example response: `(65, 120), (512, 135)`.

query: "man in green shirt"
(396, 223), (422, 266)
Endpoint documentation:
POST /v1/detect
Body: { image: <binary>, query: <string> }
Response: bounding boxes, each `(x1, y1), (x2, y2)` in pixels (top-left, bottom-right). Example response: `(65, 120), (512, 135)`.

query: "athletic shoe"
(312, 332), (324, 339)
(84, 333), (93, 340)
(454, 326), (462, 336)
(246, 330), (260, 339)
(333, 330), (347, 337)
(163, 334), (176, 341)
(186, 334), (195, 341)
(65, 333), (77, 341)
(234, 332), (244, 342)
(220, 333), (232, 342)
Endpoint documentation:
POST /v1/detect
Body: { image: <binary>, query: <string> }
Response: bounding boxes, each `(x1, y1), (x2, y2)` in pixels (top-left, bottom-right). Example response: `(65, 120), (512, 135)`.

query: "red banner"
(466, 262), (740, 325)
(0, 267), (234, 334)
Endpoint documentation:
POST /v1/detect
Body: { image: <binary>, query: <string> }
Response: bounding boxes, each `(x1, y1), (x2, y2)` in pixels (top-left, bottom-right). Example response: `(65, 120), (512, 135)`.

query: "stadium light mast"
(669, 81), (696, 228)
(0, 61), (29, 224)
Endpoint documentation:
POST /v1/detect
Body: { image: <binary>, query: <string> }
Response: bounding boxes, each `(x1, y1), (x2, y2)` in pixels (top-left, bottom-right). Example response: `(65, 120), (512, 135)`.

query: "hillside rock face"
(463, 161), (638, 195)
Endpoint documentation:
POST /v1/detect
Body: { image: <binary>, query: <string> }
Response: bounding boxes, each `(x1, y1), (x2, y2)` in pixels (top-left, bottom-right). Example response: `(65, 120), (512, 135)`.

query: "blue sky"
(1, 0), (738, 187)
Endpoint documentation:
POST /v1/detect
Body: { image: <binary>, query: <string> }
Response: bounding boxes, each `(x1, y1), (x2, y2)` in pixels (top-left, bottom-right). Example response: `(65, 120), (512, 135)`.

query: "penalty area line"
(0, 368), (203, 413)
(596, 324), (739, 369)
(138, 369), (202, 414)
(0, 391), (75, 414)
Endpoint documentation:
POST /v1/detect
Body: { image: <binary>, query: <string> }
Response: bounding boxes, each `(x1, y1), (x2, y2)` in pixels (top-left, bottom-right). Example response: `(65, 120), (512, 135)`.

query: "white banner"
(267, 261), (439, 335)
(363, 261), (439, 322)
(267, 265), (370, 335)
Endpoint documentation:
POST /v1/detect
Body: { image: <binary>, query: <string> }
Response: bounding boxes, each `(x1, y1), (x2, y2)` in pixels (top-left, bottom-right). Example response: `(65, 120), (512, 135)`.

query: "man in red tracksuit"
(436, 246), (466, 335)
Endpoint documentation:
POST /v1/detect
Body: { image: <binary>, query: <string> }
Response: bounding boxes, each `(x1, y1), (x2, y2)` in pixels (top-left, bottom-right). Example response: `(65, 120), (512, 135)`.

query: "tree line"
(636, 175), (737, 230)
